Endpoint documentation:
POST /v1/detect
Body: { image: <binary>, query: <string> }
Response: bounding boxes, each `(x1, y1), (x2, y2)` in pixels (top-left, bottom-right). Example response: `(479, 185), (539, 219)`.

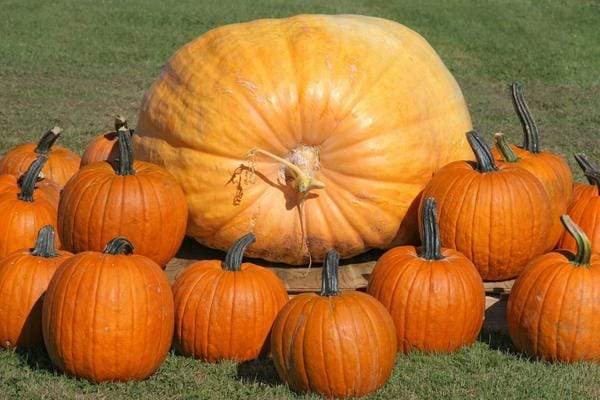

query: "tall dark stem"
(115, 128), (135, 176)
(574, 153), (600, 189)
(467, 131), (498, 173)
(222, 233), (256, 271)
(103, 237), (135, 255)
(561, 215), (591, 267)
(420, 198), (444, 260)
(494, 133), (519, 163)
(18, 155), (48, 202)
(320, 250), (340, 297)
(511, 82), (540, 153)
(31, 225), (59, 258)
(34, 127), (61, 154)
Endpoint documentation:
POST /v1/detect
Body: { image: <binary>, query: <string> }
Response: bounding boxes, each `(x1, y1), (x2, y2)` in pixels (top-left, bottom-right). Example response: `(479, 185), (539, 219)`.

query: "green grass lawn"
(1, 0), (599, 399)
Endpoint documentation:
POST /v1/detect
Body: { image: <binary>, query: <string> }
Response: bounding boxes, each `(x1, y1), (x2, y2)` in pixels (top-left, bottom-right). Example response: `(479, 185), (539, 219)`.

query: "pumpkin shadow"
(477, 329), (527, 358)
(15, 345), (55, 373)
(236, 357), (281, 387)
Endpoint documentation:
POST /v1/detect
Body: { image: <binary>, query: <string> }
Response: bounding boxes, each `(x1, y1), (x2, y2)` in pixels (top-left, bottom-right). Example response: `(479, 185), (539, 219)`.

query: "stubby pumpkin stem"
(31, 225), (59, 258)
(511, 82), (540, 154)
(115, 127), (136, 176)
(18, 155), (48, 202)
(114, 115), (128, 131)
(248, 148), (325, 195)
(103, 237), (135, 255)
(574, 153), (600, 189)
(34, 126), (62, 154)
(222, 233), (256, 271)
(420, 198), (444, 260)
(320, 250), (340, 297)
(467, 131), (499, 173)
(494, 133), (519, 163)
(561, 215), (591, 267)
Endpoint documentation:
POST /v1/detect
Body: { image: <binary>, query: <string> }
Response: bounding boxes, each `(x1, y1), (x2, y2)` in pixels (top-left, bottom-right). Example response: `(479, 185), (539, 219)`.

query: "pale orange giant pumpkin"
(134, 15), (474, 265)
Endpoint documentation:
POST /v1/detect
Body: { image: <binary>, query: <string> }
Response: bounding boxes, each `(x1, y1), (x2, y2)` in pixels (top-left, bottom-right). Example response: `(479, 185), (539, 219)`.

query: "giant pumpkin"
(134, 15), (474, 265)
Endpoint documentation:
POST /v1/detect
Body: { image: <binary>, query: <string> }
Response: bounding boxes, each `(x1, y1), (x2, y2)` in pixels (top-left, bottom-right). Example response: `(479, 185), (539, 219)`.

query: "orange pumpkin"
(133, 15), (475, 265)
(421, 131), (552, 281)
(558, 153), (599, 253)
(0, 170), (61, 209)
(0, 127), (80, 187)
(507, 216), (600, 362)
(0, 226), (71, 349)
(271, 250), (397, 398)
(0, 156), (59, 257)
(173, 233), (288, 362)
(368, 197), (485, 353)
(42, 237), (174, 382)
(80, 116), (131, 167)
(58, 128), (188, 267)
(492, 83), (572, 228)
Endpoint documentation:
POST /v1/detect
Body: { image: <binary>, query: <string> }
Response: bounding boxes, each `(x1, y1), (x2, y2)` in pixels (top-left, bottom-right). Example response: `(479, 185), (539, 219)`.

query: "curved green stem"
(511, 82), (540, 153)
(34, 127), (61, 154)
(18, 155), (48, 202)
(420, 197), (444, 260)
(494, 133), (519, 163)
(222, 233), (256, 271)
(31, 225), (58, 258)
(320, 250), (340, 297)
(467, 131), (498, 173)
(561, 215), (591, 267)
(103, 237), (135, 255)
(574, 153), (600, 189)
(115, 127), (135, 176)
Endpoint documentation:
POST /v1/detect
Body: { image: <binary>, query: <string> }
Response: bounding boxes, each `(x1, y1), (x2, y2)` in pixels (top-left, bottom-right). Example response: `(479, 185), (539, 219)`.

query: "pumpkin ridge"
(401, 261), (424, 352)
(203, 271), (227, 358)
(566, 271), (586, 360)
(293, 297), (316, 391)
(532, 264), (564, 355)
(552, 264), (575, 359)
(349, 294), (382, 387)
(329, 299), (349, 395)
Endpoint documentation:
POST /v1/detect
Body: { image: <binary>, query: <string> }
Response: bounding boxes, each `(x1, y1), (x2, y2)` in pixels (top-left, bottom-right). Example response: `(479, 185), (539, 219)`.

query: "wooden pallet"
(166, 238), (514, 332)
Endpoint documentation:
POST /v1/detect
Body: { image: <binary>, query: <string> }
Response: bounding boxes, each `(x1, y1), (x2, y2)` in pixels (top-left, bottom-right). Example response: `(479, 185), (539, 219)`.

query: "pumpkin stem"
(467, 131), (498, 173)
(574, 153), (600, 190)
(320, 250), (340, 297)
(511, 82), (540, 154)
(222, 233), (256, 271)
(34, 126), (62, 154)
(494, 133), (519, 163)
(31, 225), (59, 258)
(561, 215), (591, 267)
(103, 237), (135, 255)
(17, 155), (48, 202)
(420, 197), (444, 260)
(247, 148), (325, 194)
(114, 115), (128, 131)
(115, 127), (136, 176)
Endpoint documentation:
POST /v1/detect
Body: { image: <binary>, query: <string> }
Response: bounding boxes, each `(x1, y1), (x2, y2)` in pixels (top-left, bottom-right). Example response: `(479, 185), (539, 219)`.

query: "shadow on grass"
(477, 329), (532, 360)
(15, 346), (55, 373)
(236, 357), (282, 387)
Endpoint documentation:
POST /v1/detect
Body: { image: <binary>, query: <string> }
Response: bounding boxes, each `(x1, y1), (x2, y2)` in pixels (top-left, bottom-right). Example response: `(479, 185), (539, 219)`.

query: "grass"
(0, 0), (599, 398)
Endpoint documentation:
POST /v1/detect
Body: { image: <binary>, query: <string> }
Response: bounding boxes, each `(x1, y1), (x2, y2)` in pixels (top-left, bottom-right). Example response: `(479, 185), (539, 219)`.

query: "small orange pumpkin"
(558, 153), (599, 253)
(507, 216), (600, 362)
(0, 156), (59, 257)
(80, 116), (131, 167)
(0, 127), (80, 187)
(42, 237), (174, 382)
(421, 131), (553, 281)
(271, 250), (397, 398)
(173, 233), (288, 362)
(0, 226), (71, 349)
(58, 129), (188, 267)
(0, 170), (61, 209)
(368, 197), (485, 353)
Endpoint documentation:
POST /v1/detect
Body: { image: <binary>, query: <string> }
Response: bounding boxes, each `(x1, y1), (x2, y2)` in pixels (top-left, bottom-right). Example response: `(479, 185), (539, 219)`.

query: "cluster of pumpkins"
(0, 78), (597, 398)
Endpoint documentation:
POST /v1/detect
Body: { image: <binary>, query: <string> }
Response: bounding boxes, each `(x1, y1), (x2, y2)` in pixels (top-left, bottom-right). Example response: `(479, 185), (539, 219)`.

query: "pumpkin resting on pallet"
(0, 156), (60, 257)
(368, 198), (485, 353)
(492, 82), (573, 246)
(58, 128), (188, 267)
(0, 127), (80, 187)
(271, 250), (397, 398)
(507, 216), (600, 362)
(558, 153), (599, 253)
(0, 226), (71, 349)
(134, 14), (475, 265)
(421, 131), (552, 281)
(173, 233), (288, 362)
(80, 116), (132, 167)
(42, 237), (174, 382)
